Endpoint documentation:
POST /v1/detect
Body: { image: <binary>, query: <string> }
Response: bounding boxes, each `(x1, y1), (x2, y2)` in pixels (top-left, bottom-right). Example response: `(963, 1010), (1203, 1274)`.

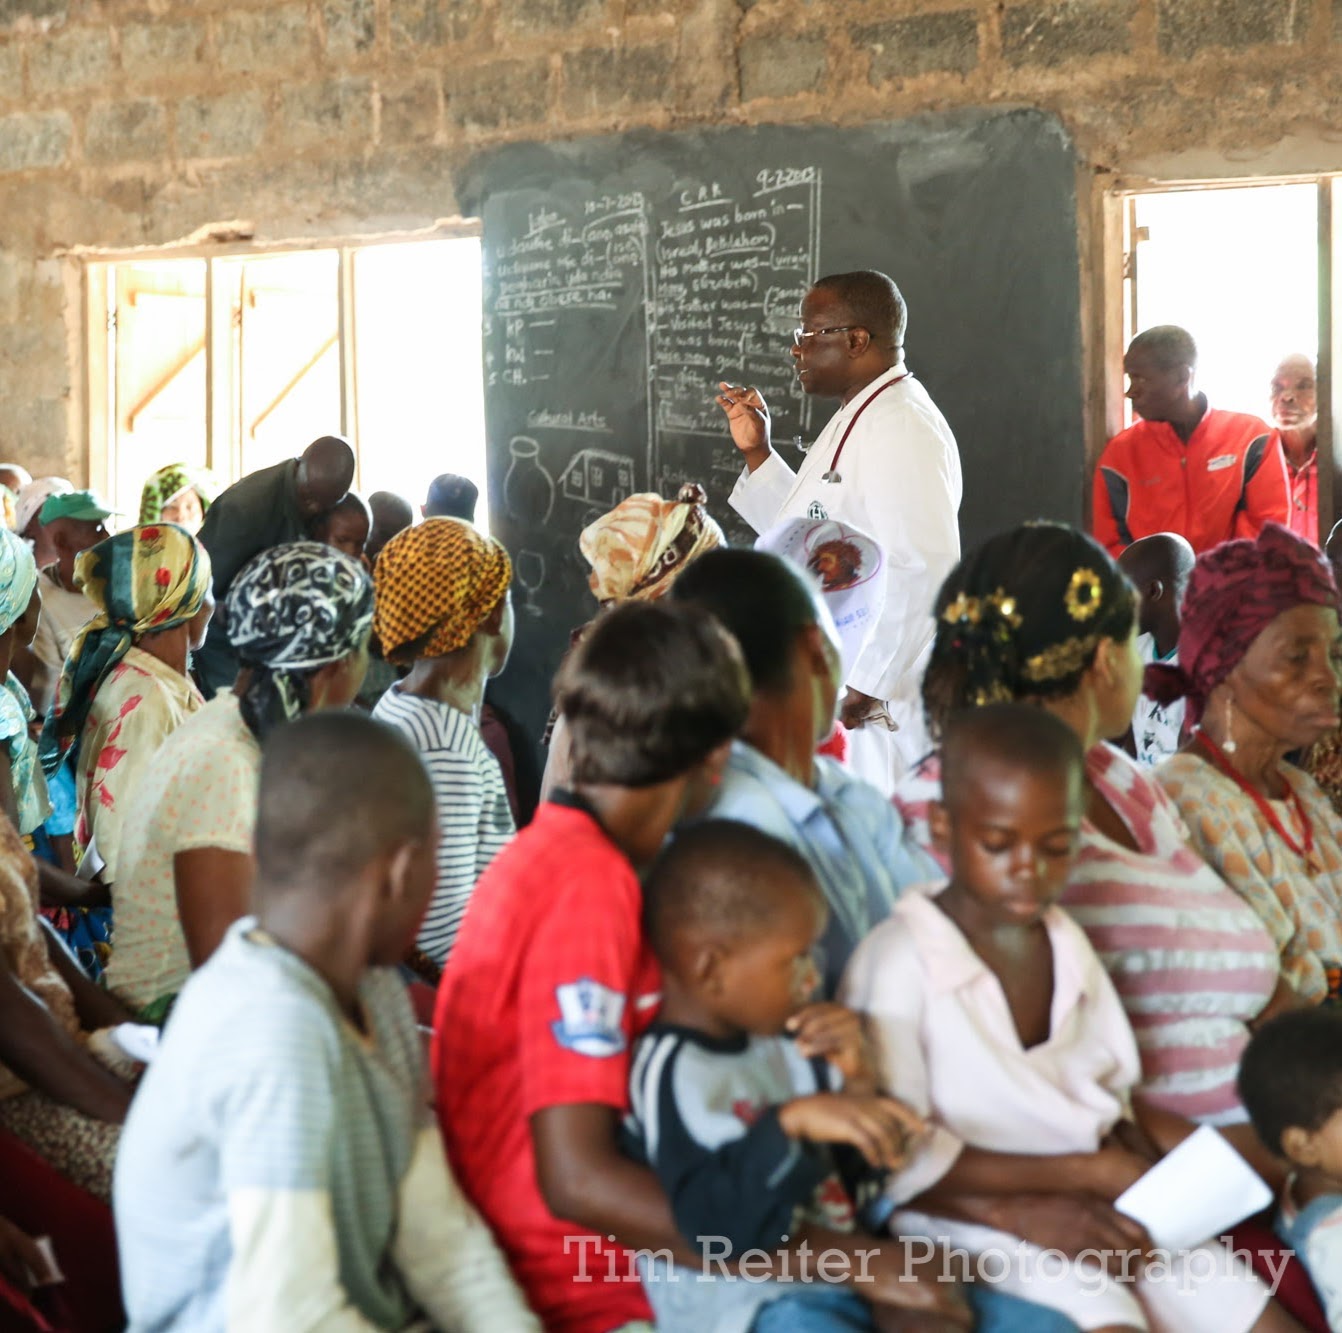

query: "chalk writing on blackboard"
(650, 167), (822, 461)
(484, 167), (822, 494)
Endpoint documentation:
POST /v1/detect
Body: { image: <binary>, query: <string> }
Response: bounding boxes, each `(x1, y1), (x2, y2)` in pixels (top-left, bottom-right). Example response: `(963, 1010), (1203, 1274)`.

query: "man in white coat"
(716, 270), (962, 792)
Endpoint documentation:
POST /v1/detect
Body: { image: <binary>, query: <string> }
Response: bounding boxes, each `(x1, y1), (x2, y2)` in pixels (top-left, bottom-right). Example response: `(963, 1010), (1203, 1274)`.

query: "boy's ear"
(1281, 1124), (1320, 1168)
(1145, 577), (1165, 605)
(700, 738), (733, 786)
(928, 800), (952, 855)
(693, 940), (728, 997)
(381, 840), (418, 906)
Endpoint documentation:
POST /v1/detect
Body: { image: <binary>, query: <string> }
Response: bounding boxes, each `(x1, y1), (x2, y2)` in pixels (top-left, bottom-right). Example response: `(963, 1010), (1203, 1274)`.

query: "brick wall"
(0, 0), (1338, 475)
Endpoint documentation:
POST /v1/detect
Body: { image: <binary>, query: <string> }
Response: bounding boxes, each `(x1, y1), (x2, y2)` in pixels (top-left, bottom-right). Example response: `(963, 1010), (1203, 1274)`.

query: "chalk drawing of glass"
(515, 550), (546, 617)
(560, 448), (635, 507)
(504, 436), (555, 525)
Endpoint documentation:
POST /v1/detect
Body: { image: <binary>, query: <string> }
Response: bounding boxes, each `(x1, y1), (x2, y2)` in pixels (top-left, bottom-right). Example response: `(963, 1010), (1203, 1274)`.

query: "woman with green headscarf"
(40, 524), (214, 885)
(138, 464), (216, 535)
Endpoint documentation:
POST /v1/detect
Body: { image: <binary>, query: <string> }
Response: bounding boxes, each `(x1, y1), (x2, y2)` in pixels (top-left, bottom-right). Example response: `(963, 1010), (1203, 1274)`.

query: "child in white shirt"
(841, 703), (1290, 1333)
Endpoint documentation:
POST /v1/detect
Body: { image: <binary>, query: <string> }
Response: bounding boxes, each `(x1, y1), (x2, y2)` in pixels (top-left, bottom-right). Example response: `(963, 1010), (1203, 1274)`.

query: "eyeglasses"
(792, 325), (860, 346)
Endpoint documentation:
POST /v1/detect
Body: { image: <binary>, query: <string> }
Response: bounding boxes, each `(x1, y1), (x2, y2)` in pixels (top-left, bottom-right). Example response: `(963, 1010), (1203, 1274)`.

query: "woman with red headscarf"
(1152, 522), (1342, 1006)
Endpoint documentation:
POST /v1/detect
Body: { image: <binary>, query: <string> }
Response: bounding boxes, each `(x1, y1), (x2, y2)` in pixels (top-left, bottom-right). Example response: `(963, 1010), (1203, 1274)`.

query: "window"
(85, 234), (486, 523)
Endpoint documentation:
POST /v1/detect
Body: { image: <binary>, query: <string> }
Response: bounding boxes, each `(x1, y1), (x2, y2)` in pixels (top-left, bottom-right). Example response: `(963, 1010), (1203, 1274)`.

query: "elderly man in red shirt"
(1268, 352), (1320, 546)
(1093, 325), (1289, 556)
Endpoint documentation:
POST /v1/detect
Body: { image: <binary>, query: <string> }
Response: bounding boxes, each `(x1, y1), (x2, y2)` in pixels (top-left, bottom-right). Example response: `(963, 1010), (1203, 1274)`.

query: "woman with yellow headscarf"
(39, 524), (214, 884)
(372, 517), (515, 979)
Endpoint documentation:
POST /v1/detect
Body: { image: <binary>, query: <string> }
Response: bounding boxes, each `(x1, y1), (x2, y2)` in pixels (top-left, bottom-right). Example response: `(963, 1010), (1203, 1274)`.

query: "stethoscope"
(793, 372), (908, 484)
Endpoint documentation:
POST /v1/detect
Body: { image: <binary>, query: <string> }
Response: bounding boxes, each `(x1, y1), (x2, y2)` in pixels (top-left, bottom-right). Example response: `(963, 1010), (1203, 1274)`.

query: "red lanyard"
(1194, 730), (1317, 864)
(821, 372), (909, 482)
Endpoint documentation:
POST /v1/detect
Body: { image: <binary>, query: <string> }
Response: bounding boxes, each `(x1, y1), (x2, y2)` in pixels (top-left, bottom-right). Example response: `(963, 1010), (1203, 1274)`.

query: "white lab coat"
(730, 363), (962, 792)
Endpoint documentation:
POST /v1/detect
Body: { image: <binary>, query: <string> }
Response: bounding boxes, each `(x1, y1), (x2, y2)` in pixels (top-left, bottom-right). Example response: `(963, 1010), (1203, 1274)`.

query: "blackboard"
(462, 109), (1085, 759)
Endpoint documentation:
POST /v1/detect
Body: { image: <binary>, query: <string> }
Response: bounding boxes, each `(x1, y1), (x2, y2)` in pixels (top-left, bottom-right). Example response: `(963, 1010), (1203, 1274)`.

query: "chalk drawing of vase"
(504, 436), (555, 526)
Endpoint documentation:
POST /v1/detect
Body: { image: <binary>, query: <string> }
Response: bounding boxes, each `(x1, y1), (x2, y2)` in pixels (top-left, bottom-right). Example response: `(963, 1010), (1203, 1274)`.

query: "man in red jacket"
(1093, 326), (1289, 556)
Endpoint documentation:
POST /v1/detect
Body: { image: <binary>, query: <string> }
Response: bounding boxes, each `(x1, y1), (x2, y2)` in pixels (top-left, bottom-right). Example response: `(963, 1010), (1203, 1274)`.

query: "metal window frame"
(82, 221), (482, 508)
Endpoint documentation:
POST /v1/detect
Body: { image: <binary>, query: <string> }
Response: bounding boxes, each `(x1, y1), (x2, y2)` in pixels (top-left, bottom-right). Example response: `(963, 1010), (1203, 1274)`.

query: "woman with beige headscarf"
(540, 483), (725, 799)
(372, 517), (516, 980)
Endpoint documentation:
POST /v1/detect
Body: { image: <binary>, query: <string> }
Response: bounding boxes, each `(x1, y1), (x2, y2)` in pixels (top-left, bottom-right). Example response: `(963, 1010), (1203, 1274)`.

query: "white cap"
(15, 477), (73, 536)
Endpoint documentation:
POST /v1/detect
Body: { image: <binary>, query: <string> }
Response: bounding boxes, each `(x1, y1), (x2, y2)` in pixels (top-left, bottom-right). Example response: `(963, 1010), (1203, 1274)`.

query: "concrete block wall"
(0, 0), (1338, 476)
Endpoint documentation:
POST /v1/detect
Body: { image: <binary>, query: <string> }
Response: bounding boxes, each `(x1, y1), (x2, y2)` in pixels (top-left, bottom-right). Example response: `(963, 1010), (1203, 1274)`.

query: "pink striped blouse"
(893, 743), (1280, 1126)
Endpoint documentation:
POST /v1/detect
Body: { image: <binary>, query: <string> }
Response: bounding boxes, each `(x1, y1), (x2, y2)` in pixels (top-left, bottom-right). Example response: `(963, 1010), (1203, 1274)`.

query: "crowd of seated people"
(3, 320), (1342, 1332)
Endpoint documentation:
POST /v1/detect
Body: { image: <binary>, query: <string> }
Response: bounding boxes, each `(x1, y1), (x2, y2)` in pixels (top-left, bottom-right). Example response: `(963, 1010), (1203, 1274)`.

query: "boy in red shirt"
(432, 601), (972, 1333)
(433, 601), (750, 1333)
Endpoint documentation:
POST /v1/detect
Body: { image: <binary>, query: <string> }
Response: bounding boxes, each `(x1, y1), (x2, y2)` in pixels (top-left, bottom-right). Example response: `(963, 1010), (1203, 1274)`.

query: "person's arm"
(36, 860), (110, 910)
(531, 1101), (969, 1324)
(928, 1141), (1149, 1202)
(1234, 429), (1292, 541)
(845, 409), (962, 703)
(0, 1213), (55, 1294)
(174, 848), (254, 969)
(531, 1102), (693, 1261)
(198, 492), (266, 605)
(1092, 453), (1128, 557)
(0, 947), (129, 1123)
(914, 1189), (1151, 1265)
(1124, 1095), (1286, 1193)
(0, 750), (18, 830)
(40, 919), (132, 1031)
(391, 1123), (540, 1331)
(716, 384), (798, 533)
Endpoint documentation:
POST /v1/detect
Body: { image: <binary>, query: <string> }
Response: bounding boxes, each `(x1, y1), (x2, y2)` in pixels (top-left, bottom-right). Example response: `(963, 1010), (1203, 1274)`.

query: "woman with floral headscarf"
(0, 527), (54, 847)
(38, 524), (214, 886)
(540, 483), (725, 798)
(1152, 522), (1342, 1008)
(107, 542), (373, 1020)
(138, 463), (216, 535)
(895, 522), (1283, 1166)
(373, 518), (514, 978)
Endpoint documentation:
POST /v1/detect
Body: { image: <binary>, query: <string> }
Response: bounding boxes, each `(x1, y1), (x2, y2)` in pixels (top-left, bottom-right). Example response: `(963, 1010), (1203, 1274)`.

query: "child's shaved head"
(643, 820), (823, 962)
(940, 703), (1084, 812)
(254, 713), (433, 895)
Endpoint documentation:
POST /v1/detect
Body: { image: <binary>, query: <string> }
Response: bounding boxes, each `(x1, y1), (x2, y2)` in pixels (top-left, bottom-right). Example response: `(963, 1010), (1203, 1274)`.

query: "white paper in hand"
(1114, 1125), (1272, 1251)
(110, 1023), (161, 1065)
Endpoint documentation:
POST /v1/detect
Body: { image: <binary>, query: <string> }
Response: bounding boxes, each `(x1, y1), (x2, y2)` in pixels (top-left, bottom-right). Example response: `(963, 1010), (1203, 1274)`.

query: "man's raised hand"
(715, 382), (772, 468)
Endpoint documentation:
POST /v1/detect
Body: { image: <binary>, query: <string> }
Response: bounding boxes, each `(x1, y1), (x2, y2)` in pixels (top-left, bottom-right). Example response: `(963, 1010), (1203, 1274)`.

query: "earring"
(1223, 694), (1237, 755)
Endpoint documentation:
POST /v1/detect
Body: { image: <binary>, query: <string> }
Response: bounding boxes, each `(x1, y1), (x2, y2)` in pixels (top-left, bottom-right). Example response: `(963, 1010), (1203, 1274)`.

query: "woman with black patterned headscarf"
(105, 542), (373, 1022)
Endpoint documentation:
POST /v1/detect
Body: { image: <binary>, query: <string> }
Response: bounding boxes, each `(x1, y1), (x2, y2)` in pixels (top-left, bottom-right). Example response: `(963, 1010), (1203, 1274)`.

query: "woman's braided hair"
(922, 521), (1138, 741)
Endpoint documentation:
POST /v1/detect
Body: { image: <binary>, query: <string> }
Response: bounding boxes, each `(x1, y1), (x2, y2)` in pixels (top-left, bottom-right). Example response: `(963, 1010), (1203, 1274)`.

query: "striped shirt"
(372, 687), (514, 967)
(894, 743), (1279, 1126)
